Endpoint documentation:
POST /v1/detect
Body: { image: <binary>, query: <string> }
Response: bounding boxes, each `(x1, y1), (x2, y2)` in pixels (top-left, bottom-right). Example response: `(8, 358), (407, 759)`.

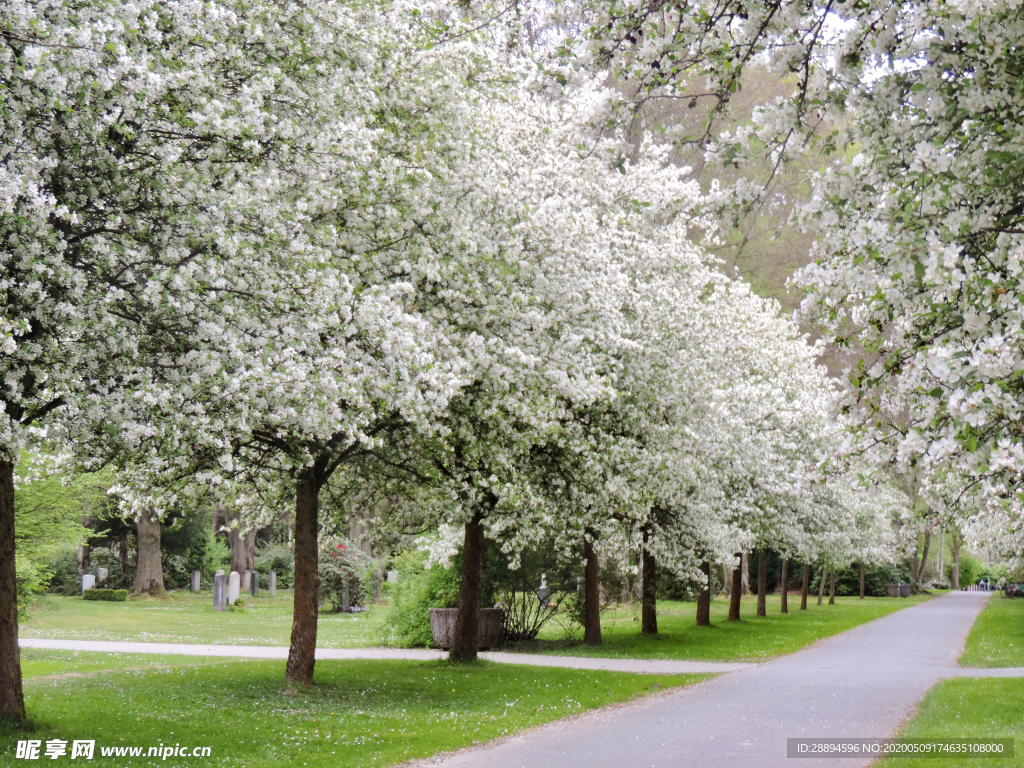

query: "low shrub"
(255, 543), (293, 588)
(318, 539), (377, 612)
(83, 589), (128, 602)
(381, 548), (461, 647)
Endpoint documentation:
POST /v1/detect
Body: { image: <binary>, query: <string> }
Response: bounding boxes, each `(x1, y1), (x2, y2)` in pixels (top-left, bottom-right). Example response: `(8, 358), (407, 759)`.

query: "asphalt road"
(407, 592), (1008, 768)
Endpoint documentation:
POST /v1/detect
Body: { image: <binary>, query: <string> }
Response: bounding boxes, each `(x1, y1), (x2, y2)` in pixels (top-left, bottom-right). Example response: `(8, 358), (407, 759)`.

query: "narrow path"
(17, 637), (747, 675)
(406, 592), (1001, 768)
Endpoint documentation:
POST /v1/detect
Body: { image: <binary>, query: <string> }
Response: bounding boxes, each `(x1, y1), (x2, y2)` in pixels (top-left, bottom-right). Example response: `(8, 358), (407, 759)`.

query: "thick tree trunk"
(228, 512), (257, 575)
(723, 563), (732, 596)
(780, 559), (789, 614)
(817, 564), (827, 606)
(917, 530), (932, 583)
(800, 564), (809, 610)
(828, 571), (836, 605)
(728, 553), (742, 621)
(450, 512), (485, 662)
(640, 529), (657, 635)
(286, 468), (320, 685)
(860, 561), (866, 599)
(0, 458), (26, 722)
(133, 511), (166, 596)
(740, 551), (750, 595)
(583, 530), (602, 645)
(756, 549), (767, 617)
(696, 560), (711, 627)
(951, 533), (963, 590)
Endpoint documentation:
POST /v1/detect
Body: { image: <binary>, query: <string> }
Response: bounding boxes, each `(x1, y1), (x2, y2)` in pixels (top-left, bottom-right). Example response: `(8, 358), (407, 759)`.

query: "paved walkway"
(405, 592), (1013, 768)
(17, 638), (748, 675)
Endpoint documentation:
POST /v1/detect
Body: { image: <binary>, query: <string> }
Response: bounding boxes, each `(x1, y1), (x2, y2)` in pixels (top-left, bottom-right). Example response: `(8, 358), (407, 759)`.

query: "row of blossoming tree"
(4, 0), (1018, 722)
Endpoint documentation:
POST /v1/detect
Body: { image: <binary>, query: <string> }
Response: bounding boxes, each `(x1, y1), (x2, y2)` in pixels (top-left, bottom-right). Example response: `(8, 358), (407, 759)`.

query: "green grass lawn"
(959, 597), (1024, 667)
(521, 594), (930, 662)
(875, 678), (1024, 768)
(21, 591), (385, 647)
(3, 650), (706, 767)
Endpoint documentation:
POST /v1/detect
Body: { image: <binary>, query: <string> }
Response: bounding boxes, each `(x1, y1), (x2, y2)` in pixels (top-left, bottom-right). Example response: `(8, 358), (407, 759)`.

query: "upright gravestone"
(268, 571), (277, 596)
(96, 567), (109, 585)
(251, 572), (259, 597)
(240, 570), (251, 593)
(228, 571), (240, 605)
(191, 570), (201, 592)
(81, 574), (96, 594)
(387, 570), (399, 583)
(214, 572), (226, 611)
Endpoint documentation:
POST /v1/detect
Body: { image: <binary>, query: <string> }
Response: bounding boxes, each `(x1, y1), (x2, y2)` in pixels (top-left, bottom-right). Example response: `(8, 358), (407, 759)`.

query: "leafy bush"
(255, 543), (294, 588)
(947, 552), (983, 587)
(83, 589), (127, 602)
(381, 548), (461, 647)
(811, 562), (911, 597)
(15, 555), (51, 620)
(46, 550), (84, 596)
(317, 539), (376, 612)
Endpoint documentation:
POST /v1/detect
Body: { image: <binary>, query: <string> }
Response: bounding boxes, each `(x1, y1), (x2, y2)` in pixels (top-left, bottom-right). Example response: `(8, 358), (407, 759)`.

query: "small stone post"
(192, 570), (201, 592)
(214, 572), (226, 611)
(251, 572), (259, 597)
(228, 571), (240, 605)
(269, 571), (277, 596)
(240, 570), (251, 593)
(96, 567), (108, 585)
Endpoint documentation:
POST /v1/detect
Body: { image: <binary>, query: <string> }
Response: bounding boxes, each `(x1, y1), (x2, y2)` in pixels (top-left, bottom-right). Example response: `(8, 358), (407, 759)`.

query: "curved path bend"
(410, 591), (1011, 768)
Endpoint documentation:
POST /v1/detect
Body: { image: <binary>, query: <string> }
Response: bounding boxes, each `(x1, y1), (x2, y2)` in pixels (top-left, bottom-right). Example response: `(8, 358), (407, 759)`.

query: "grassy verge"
(522, 595), (930, 661)
(959, 597), (1024, 667)
(3, 652), (707, 767)
(21, 592), (384, 648)
(875, 678), (1024, 768)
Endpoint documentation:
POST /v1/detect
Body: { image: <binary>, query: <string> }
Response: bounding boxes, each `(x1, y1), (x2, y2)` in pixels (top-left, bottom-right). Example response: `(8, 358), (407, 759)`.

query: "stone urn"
(899, 584), (912, 598)
(429, 607), (504, 650)
(887, 584), (899, 597)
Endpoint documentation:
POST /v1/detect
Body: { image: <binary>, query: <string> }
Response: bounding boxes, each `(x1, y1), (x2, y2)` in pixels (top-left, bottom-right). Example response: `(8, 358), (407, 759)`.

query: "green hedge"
(82, 589), (128, 602)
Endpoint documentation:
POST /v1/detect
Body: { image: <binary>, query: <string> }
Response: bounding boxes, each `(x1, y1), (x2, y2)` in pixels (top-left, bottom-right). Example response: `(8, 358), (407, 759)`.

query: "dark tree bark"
(950, 531), (963, 590)
(696, 560), (712, 627)
(118, 533), (130, 580)
(728, 553), (742, 621)
(800, 564), (809, 610)
(133, 511), (166, 596)
(756, 549), (767, 617)
(640, 529), (657, 635)
(583, 529), (602, 645)
(915, 529), (932, 583)
(450, 512), (486, 662)
(780, 558), (789, 614)
(828, 571), (836, 605)
(0, 458), (26, 722)
(859, 561), (866, 599)
(817, 564), (827, 606)
(228, 510), (256, 575)
(286, 468), (320, 685)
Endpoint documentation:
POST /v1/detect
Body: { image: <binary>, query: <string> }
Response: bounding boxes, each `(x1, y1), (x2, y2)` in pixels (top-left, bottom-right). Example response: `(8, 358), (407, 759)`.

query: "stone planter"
(887, 584), (899, 598)
(429, 607), (504, 650)
(899, 584), (912, 598)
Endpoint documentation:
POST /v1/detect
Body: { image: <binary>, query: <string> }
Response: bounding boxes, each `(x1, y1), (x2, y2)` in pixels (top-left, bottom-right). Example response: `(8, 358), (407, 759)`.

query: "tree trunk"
(0, 458), (26, 722)
(728, 553), (742, 621)
(951, 532), (963, 590)
(583, 529), (602, 645)
(133, 511), (166, 596)
(859, 561), (866, 599)
(756, 549), (767, 617)
(828, 571), (836, 605)
(740, 551), (750, 595)
(228, 511), (257, 575)
(917, 529), (932, 583)
(450, 512), (485, 662)
(286, 468), (320, 685)
(817, 564), (827, 606)
(77, 513), (91, 576)
(696, 560), (711, 627)
(723, 563), (732, 596)
(640, 529), (657, 635)
(800, 564), (809, 610)
(780, 559), (789, 614)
